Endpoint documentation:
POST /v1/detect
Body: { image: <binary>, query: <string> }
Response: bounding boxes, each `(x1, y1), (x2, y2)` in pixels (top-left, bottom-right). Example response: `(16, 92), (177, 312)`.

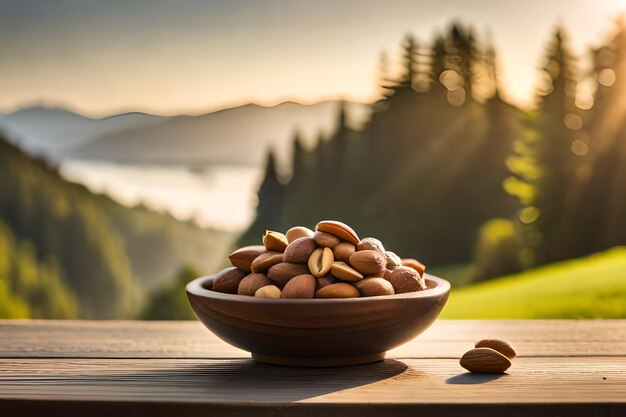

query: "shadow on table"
(445, 372), (507, 384)
(81, 359), (410, 402)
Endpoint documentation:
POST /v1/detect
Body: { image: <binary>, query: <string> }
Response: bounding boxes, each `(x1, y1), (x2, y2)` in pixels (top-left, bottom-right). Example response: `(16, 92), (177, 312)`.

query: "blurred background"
(1, 0), (626, 320)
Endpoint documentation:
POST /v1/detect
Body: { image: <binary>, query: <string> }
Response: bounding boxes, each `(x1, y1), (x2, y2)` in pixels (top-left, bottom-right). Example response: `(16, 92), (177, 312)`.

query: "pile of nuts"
(211, 220), (427, 299)
(460, 339), (517, 373)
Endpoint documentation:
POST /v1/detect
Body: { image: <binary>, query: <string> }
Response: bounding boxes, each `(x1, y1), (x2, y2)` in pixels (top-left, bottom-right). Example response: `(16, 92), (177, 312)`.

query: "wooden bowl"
(186, 271), (450, 367)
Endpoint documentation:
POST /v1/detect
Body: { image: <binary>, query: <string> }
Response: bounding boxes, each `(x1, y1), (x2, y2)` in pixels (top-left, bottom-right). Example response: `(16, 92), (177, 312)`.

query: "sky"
(1, 0), (625, 117)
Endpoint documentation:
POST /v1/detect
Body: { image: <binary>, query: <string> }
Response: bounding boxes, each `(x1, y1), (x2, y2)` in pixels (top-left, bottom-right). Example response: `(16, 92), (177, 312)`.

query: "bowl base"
(251, 352), (386, 367)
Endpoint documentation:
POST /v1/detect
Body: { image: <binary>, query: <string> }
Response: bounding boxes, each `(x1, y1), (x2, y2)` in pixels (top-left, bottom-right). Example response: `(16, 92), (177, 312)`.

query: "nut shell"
(313, 231), (342, 248)
(263, 230), (289, 252)
(250, 251), (283, 273)
(282, 237), (317, 263)
(385, 251), (402, 269)
(254, 285), (281, 298)
(267, 262), (310, 286)
(281, 274), (316, 299)
(355, 278), (395, 297)
(316, 220), (360, 245)
(212, 267), (247, 294)
(285, 226), (314, 243)
(460, 347), (511, 374)
(475, 339), (516, 360)
(315, 282), (360, 298)
(238, 273), (272, 296)
(228, 246), (267, 272)
(333, 242), (356, 263)
(308, 247), (334, 278)
(331, 261), (363, 282)
(349, 250), (387, 276)
(401, 258), (426, 276)
(389, 266), (426, 293)
(316, 275), (337, 290)
(357, 237), (385, 255)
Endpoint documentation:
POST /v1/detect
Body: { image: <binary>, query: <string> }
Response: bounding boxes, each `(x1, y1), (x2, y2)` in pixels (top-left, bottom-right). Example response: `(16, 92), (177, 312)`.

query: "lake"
(60, 160), (262, 232)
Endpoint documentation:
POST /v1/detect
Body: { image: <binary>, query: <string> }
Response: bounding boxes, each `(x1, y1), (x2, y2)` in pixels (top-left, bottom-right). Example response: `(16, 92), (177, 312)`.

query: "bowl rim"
(186, 271), (450, 304)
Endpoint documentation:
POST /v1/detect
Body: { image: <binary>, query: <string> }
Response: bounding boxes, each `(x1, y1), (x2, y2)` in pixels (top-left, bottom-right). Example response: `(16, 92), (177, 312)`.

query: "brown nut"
(355, 277), (395, 297)
(316, 220), (360, 245)
(308, 247), (334, 277)
(316, 275), (337, 290)
(286, 226), (315, 243)
(228, 245), (267, 272)
(281, 274), (316, 299)
(389, 266), (426, 293)
(333, 242), (355, 263)
(475, 339), (516, 360)
(460, 347), (511, 374)
(401, 258), (426, 276)
(254, 285), (281, 298)
(349, 250), (387, 276)
(330, 261), (363, 282)
(267, 262), (310, 286)
(238, 273), (272, 296)
(315, 282), (360, 298)
(212, 267), (247, 294)
(356, 237), (385, 254)
(250, 251), (283, 272)
(263, 230), (289, 252)
(313, 231), (342, 248)
(385, 251), (402, 269)
(282, 236), (317, 263)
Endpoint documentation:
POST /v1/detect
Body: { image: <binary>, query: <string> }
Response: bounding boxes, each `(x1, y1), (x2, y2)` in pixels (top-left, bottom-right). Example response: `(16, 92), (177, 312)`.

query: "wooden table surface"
(1, 320), (625, 416)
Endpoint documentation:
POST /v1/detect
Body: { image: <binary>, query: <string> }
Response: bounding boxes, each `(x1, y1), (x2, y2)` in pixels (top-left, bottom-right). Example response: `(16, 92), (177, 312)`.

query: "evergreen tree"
(518, 27), (581, 265)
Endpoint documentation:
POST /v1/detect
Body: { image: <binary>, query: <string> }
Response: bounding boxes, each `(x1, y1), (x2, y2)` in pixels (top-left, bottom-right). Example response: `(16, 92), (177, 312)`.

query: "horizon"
(2, 0), (626, 117)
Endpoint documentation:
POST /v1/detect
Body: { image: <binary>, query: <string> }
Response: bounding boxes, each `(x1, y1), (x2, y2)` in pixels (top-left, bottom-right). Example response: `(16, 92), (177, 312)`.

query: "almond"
(281, 274), (316, 299)
(333, 242), (356, 263)
(316, 275), (337, 290)
(315, 282), (360, 298)
(263, 230), (289, 252)
(356, 237), (385, 255)
(389, 266), (426, 293)
(229, 245), (267, 272)
(267, 262), (310, 286)
(475, 339), (516, 360)
(212, 267), (248, 294)
(460, 347), (511, 374)
(355, 277), (395, 297)
(385, 251), (402, 269)
(282, 236), (317, 263)
(401, 258), (426, 276)
(313, 231), (342, 248)
(286, 226), (315, 243)
(254, 285), (281, 298)
(349, 250), (387, 276)
(316, 220), (360, 245)
(331, 261), (363, 282)
(237, 273), (272, 296)
(250, 251), (283, 272)
(307, 247), (334, 277)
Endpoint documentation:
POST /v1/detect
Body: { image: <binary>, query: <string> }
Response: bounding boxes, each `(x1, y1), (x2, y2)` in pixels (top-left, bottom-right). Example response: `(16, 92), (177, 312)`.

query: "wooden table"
(1, 320), (625, 416)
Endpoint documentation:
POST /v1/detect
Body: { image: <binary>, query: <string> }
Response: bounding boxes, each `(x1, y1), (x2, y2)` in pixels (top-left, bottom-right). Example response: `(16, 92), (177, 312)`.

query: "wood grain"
(1, 320), (625, 358)
(1, 320), (625, 416)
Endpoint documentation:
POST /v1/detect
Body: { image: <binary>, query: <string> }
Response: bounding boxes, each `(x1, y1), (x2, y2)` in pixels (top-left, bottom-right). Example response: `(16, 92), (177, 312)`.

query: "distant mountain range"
(0, 101), (370, 166)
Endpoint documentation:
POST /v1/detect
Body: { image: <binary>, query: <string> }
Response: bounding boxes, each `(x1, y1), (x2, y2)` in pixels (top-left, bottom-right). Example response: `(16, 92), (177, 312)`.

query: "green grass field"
(441, 247), (626, 319)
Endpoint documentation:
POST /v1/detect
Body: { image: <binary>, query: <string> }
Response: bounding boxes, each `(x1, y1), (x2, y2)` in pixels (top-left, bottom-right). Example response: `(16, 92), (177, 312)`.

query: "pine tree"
(519, 27), (581, 265)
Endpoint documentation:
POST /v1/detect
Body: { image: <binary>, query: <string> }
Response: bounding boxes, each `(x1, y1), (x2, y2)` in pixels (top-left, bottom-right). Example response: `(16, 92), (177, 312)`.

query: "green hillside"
(0, 135), (235, 318)
(442, 247), (626, 319)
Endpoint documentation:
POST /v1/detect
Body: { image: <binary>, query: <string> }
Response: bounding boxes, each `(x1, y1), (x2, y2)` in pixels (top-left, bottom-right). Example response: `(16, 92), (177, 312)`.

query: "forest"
(243, 20), (626, 284)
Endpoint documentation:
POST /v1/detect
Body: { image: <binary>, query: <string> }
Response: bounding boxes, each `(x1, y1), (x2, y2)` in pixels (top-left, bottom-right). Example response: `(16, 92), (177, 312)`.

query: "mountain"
(0, 135), (235, 319)
(67, 101), (370, 166)
(0, 107), (166, 159)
